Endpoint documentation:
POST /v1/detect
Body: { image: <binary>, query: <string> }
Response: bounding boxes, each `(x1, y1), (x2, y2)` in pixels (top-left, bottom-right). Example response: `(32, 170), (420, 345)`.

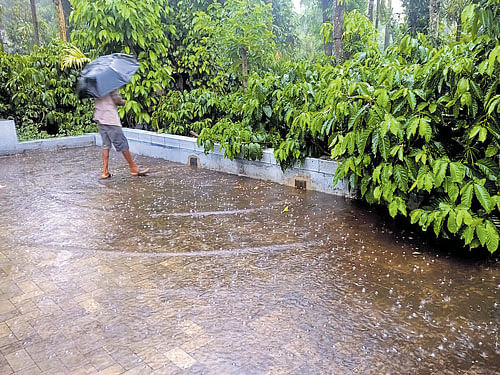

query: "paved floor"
(0, 147), (499, 374)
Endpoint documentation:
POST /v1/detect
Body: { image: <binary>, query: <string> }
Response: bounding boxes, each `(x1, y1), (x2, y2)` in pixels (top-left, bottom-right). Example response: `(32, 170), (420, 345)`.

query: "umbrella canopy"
(78, 53), (139, 98)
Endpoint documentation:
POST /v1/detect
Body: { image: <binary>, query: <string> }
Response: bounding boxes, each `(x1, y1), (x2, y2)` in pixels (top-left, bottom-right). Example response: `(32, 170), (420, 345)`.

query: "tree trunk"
(375, 0), (381, 29)
(241, 48), (248, 89)
(333, 0), (344, 63)
(384, 0), (392, 49)
(61, 0), (72, 40)
(176, 75), (184, 91)
(54, 0), (67, 42)
(30, 0), (40, 46)
(368, 0), (374, 22)
(321, 0), (333, 56)
(408, 0), (417, 36)
(429, 0), (440, 39)
(456, 16), (462, 41)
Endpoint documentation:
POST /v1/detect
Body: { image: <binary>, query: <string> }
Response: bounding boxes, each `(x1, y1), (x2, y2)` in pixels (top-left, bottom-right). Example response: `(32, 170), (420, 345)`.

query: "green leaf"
(361, 176), (371, 196)
(476, 158), (498, 181)
(407, 91), (416, 110)
(357, 127), (372, 154)
(485, 144), (498, 158)
(372, 164), (383, 182)
(394, 164), (408, 191)
(461, 225), (475, 245)
(432, 158), (448, 187)
(348, 104), (369, 130)
(406, 117), (419, 139)
(460, 182), (474, 208)
(476, 220), (499, 253)
(388, 200), (398, 218)
(447, 210), (459, 233)
(478, 127), (488, 142)
(263, 105), (272, 118)
(379, 134), (390, 160)
(376, 89), (389, 108)
(410, 209), (423, 224)
(446, 180), (459, 202)
(418, 117), (432, 142)
(449, 162), (466, 183)
(474, 183), (493, 212)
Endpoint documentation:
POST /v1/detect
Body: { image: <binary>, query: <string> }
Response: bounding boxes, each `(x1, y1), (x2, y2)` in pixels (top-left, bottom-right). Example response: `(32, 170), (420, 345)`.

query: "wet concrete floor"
(0, 146), (499, 374)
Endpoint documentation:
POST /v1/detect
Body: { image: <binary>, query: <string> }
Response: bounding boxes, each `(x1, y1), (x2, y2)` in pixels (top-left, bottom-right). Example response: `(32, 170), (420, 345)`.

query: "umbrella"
(77, 53), (139, 98)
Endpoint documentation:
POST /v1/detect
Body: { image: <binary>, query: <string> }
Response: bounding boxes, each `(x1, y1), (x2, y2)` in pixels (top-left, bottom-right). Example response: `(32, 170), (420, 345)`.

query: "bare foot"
(131, 167), (150, 176)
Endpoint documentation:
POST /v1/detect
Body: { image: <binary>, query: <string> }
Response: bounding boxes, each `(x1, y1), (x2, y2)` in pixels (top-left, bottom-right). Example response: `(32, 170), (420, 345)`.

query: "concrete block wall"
(0, 120), (19, 155)
(0, 119), (350, 196)
(0, 120), (95, 155)
(118, 128), (350, 196)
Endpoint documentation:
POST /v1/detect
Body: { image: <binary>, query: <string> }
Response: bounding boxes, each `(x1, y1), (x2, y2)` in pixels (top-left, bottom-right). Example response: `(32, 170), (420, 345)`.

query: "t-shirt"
(93, 90), (123, 126)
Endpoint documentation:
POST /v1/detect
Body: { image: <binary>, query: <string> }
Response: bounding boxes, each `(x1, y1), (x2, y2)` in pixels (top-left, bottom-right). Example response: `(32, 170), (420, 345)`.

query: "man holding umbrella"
(80, 53), (149, 179)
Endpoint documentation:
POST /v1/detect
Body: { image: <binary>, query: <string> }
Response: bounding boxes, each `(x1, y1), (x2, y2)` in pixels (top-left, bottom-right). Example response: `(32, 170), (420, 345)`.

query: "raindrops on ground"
(0, 147), (498, 373)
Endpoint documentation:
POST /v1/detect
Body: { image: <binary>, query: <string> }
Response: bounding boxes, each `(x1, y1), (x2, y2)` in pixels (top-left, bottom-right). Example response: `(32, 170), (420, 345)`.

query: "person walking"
(94, 89), (149, 179)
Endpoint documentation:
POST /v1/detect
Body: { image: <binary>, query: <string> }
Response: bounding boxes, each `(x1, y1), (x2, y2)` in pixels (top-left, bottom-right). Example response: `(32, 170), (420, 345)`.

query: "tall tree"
(0, 4), (5, 51)
(375, 0), (381, 28)
(30, 0), (40, 46)
(443, 0), (469, 41)
(384, 0), (392, 49)
(53, 0), (66, 41)
(402, 0), (430, 36)
(429, 0), (441, 39)
(368, 0), (374, 21)
(333, 0), (344, 61)
(61, 0), (71, 39)
(321, 0), (333, 56)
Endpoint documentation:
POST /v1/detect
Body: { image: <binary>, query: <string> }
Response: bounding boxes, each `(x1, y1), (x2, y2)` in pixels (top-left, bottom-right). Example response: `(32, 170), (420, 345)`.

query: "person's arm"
(111, 90), (125, 106)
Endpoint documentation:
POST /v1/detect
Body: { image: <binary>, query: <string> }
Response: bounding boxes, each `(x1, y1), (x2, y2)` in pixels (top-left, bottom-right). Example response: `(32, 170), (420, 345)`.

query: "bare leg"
(122, 151), (149, 175)
(101, 149), (110, 178)
(122, 151), (137, 173)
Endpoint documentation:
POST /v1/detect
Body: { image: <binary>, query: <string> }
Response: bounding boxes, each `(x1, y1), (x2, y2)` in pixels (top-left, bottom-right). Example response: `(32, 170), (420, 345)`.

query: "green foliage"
(1, 0), (499, 255)
(0, 0), (58, 54)
(0, 42), (95, 140)
(70, 0), (175, 126)
(170, 3), (500, 254)
(192, 0), (275, 85)
(343, 10), (379, 57)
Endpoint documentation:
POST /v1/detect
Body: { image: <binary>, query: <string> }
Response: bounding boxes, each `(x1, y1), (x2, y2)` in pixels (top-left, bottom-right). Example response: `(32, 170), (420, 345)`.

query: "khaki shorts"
(97, 124), (129, 152)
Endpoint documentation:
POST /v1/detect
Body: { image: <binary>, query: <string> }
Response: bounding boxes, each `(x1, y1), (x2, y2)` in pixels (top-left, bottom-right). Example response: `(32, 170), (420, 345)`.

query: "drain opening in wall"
(189, 156), (198, 167)
(295, 179), (307, 190)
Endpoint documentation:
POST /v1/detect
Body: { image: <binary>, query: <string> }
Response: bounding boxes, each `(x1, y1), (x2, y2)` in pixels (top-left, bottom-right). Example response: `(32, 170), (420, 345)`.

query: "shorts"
(97, 124), (129, 152)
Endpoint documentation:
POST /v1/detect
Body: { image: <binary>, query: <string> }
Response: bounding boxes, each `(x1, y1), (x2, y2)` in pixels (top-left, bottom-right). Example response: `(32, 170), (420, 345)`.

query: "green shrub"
(0, 42), (95, 140)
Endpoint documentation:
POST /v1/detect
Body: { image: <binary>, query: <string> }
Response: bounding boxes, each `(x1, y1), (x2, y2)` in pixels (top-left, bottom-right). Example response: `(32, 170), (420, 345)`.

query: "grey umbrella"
(78, 53), (139, 98)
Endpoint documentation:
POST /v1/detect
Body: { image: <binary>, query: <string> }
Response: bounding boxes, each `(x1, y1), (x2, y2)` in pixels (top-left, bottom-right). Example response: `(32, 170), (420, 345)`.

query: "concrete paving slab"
(0, 147), (498, 374)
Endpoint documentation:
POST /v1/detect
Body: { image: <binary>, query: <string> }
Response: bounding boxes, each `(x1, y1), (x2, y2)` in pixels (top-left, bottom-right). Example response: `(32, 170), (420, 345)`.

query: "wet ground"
(0, 146), (499, 375)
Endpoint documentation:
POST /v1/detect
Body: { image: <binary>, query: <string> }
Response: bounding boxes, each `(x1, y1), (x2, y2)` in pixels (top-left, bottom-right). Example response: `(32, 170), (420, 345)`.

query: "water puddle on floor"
(0, 147), (498, 374)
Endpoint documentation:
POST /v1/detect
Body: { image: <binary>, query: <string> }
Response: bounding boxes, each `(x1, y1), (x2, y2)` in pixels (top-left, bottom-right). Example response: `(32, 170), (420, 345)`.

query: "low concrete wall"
(114, 128), (349, 196)
(0, 119), (349, 196)
(0, 119), (95, 155)
(0, 120), (19, 155)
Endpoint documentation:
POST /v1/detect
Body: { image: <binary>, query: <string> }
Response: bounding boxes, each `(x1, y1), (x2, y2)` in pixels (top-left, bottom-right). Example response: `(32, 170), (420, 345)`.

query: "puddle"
(0, 147), (498, 373)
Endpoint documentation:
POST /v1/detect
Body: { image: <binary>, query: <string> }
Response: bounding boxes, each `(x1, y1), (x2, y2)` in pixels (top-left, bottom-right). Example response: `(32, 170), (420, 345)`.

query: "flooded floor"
(0, 146), (498, 375)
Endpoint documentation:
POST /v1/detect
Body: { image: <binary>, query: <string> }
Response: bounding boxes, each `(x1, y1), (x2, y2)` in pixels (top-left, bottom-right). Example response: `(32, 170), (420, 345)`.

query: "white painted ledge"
(118, 128), (350, 196)
(0, 120), (350, 196)
(0, 120), (95, 155)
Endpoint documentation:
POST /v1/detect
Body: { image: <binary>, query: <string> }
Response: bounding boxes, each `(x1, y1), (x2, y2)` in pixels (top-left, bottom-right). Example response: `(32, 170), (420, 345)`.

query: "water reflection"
(0, 147), (498, 373)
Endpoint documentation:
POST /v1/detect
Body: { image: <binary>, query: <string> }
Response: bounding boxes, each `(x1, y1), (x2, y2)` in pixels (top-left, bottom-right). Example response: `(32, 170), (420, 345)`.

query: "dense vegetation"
(0, 0), (498, 253)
